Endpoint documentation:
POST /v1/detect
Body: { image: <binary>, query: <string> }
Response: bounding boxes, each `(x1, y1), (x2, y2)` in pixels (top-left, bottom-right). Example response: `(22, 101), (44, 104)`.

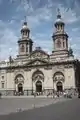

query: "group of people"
(0, 88), (78, 98)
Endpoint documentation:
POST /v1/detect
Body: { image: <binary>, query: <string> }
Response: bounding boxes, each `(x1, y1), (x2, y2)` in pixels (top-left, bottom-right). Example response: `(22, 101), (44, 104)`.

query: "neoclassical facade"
(0, 10), (79, 96)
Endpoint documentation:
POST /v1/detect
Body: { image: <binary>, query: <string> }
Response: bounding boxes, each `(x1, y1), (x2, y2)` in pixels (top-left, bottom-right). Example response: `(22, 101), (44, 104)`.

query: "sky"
(0, 0), (80, 61)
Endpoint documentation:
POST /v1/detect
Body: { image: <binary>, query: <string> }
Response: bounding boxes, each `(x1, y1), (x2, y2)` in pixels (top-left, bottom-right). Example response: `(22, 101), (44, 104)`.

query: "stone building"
(0, 10), (79, 96)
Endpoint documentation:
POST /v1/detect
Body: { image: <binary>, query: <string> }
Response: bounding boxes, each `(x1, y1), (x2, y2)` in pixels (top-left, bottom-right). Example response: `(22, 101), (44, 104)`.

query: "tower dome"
(21, 22), (30, 31)
(21, 20), (30, 38)
(21, 21), (30, 32)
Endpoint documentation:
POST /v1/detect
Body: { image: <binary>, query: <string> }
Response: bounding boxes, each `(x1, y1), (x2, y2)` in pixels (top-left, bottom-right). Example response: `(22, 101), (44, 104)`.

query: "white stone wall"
(6, 72), (15, 90)
(0, 63), (76, 93)
(43, 69), (53, 89)
(64, 66), (76, 89)
(23, 70), (32, 90)
(0, 70), (7, 90)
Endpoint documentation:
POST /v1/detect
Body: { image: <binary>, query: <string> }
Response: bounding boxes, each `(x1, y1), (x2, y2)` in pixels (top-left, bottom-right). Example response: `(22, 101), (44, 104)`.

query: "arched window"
(20, 44), (24, 52)
(63, 41), (65, 48)
(61, 25), (63, 30)
(57, 40), (61, 48)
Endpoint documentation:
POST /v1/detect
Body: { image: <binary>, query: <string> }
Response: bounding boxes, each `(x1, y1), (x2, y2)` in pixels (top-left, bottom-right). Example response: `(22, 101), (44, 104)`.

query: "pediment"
(29, 49), (49, 59)
(24, 59), (49, 66)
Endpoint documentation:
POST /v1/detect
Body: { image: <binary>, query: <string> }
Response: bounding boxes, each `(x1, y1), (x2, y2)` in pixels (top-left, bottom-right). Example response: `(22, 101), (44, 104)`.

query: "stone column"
(16, 84), (18, 92)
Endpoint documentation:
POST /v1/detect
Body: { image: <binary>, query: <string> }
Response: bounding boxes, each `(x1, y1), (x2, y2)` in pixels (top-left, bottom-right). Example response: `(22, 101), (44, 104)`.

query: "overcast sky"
(0, 0), (80, 60)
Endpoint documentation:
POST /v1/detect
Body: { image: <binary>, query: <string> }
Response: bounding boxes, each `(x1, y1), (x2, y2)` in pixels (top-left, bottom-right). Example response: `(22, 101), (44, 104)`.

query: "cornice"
(0, 59), (78, 70)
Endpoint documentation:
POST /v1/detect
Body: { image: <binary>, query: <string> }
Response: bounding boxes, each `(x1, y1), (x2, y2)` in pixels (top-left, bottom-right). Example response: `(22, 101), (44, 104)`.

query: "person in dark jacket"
(0, 93), (2, 99)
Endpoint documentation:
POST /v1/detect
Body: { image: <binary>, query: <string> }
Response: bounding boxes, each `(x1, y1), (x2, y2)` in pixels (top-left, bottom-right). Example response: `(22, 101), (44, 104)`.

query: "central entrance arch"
(56, 81), (63, 92)
(32, 70), (44, 94)
(36, 81), (42, 92)
(18, 83), (23, 93)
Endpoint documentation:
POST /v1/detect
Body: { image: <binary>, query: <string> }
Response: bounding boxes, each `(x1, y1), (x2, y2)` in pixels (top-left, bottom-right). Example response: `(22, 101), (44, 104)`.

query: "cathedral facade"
(0, 11), (79, 96)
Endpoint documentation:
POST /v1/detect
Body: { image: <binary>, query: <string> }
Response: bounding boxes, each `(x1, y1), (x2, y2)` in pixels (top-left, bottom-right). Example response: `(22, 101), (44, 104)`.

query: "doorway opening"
(18, 83), (23, 93)
(36, 81), (42, 92)
(56, 81), (63, 92)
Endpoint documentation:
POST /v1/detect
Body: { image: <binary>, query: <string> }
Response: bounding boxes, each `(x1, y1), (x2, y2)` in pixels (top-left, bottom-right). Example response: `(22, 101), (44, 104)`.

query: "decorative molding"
(53, 71), (65, 82)
(14, 69), (24, 76)
(44, 66), (52, 70)
(15, 74), (24, 84)
(6, 69), (14, 73)
(30, 50), (48, 59)
(24, 59), (49, 67)
(56, 65), (64, 71)
(24, 68), (31, 71)
(32, 69), (44, 82)
(64, 64), (73, 68)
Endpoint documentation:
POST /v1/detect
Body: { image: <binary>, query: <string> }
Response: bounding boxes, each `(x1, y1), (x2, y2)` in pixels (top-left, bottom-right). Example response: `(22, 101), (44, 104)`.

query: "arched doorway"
(53, 71), (64, 92)
(36, 81), (42, 92)
(18, 83), (23, 93)
(32, 70), (44, 94)
(15, 74), (24, 95)
(56, 81), (63, 92)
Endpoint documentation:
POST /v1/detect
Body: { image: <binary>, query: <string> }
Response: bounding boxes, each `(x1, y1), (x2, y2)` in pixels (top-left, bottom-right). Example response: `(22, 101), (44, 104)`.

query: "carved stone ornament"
(6, 69), (14, 73)
(31, 52), (43, 58)
(44, 66), (52, 70)
(32, 70), (44, 82)
(33, 61), (43, 65)
(27, 59), (48, 66)
(64, 64), (73, 68)
(53, 72), (64, 82)
(32, 74), (44, 82)
(24, 68), (31, 71)
(15, 74), (24, 84)
(30, 51), (48, 59)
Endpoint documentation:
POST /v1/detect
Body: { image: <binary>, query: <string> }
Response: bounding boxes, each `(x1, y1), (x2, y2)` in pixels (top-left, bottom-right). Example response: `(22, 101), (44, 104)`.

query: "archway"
(56, 81), (63, 92)
(14, 74), (24, 95)
(53, 72), (64, 82)
(36, 81), (42, 92)
(32, 70), (44, 94)
(18, 83), (23, 93)
(32, 70), (44, 81)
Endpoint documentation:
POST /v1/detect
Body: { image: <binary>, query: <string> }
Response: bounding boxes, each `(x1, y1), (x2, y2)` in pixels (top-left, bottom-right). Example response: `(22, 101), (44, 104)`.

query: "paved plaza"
(0, 96), (67, 115)
(0, 97), (79, 120)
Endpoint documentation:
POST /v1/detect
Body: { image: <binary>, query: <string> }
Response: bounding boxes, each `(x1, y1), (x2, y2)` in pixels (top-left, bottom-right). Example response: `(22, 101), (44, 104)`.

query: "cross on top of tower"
(57, 8), (60, 15)
(24, 15), (27, 25)
(24, 15), (27, 22)
(57, 8), (61, 19)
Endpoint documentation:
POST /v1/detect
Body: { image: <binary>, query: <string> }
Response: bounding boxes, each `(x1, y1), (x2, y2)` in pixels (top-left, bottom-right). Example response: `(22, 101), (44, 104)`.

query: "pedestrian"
(34, 92), (36, 98)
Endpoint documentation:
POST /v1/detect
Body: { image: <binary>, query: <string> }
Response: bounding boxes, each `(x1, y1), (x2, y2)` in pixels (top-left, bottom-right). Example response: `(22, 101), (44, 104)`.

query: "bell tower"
(52, 9), (69, 58)
(17, 17), (33, 57)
